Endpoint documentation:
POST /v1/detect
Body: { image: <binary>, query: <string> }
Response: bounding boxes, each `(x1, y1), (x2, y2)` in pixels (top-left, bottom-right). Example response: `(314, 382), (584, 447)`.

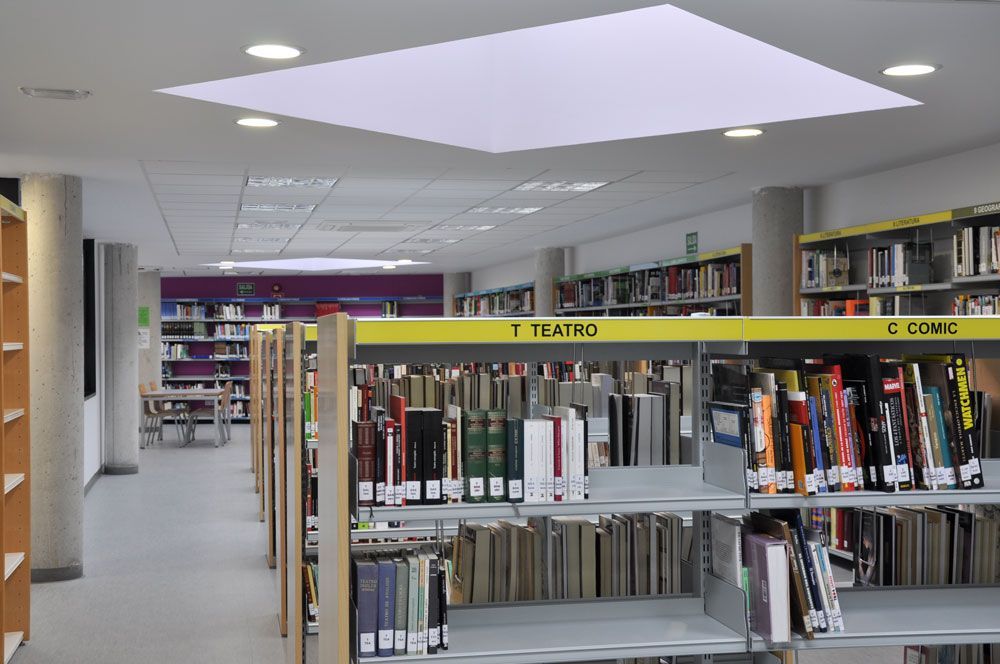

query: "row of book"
(663, 261), (741, 301)
(163, 302), (207, 319)
(214, 303), (245, 320)
(710, 352), (988, 495)
(819, 505), (998, 587)
(453, 512), (686, 604)
(303, 562), (319, 624)
(953, 225), (1000, 277)
(800, 249), (850, 289)
(455, 288), (533, 317)
(712, 510), (845, 643)
(214, 323), (250, 337)
(799, 298), (868, 318)
(905, 644), (1000, 664)
(161, 343), (192, 359)
(868, 242), (933, 288)
(261, 303), (281, 320)
(162, 321), (210, 339)
(354, 549), (449, 658)
(953, 294), (1000, 316)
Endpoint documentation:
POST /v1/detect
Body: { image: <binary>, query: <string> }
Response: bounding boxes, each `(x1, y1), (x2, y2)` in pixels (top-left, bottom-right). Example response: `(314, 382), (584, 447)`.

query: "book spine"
(807, 397), (828, 493)
(405, 411), (423, 505)
(463, 411), (487, 502)
(422, 410), (445, 505)
(427, 557), (440, 654)
(828, 377), (855, 491)
(356, 423), (376, 507)
(356, 562), (379, 658)
(486, 410), (507, 503)
(818, 390), (841, 492)
(374, 408), (386, 506)
(393, 561), (409, 656)
(949, 355), (984, 488)
(377, 561), (396, 657)
(507, 418), (524, 503)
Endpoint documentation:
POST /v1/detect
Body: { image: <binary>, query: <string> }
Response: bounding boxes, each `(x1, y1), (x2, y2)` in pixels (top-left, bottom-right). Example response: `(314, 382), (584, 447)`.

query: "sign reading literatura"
(355, 318), (742, 344)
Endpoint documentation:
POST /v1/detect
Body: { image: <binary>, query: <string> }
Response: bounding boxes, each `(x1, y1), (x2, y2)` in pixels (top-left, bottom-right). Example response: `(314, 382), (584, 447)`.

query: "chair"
(186, 381), (232, 444)
(139, 384), (186, 447)
(147, 381), (189, 444)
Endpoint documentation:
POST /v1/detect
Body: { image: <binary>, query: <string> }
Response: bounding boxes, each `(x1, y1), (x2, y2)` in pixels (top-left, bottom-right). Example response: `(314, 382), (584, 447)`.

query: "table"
(144, 388), (226, 447)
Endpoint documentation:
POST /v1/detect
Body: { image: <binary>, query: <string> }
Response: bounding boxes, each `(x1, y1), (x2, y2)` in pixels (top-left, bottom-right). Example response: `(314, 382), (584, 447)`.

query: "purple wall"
(161, 274), (443, 299)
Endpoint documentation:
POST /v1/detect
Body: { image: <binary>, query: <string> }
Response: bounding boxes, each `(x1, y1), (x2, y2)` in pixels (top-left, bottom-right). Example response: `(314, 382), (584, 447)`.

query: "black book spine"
(373, 407), (386, 506)
(405, 409), (423, 505)
(427, 556), (440, 654)
(776, 386), (793, 494)
(948, 355), (983, 488)
(818, 391), (840, 492)
(422, 409), (445, 505)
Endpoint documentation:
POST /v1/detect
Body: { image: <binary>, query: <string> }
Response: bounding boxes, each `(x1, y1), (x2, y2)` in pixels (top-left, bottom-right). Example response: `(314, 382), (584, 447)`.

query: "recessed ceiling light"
(235, 117), (280, 128)
(382, 264), (397, 270)
(219, 260), (235, 266)
(231, 248), (282, 254)
(240, 203), (315, 212)
(469, 206), (543, 214)
(515, 181), (608, 192)
(392, 249), (435, 255)
(722, 128), (764, 138)
(244, 44), (304, 60)
(236, 221), (303, 231)
(437, 225), (496, 231)
(397, 259), (414, 265)
(19, 87), (91, 100)
(246, 176), (338, 188)
(880, 64), (939, 77)
(407, 238), (459, 244)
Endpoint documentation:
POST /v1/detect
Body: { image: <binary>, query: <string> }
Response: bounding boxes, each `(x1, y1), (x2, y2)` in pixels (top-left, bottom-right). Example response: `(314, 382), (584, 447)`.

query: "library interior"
(3, 2), (1000, 664)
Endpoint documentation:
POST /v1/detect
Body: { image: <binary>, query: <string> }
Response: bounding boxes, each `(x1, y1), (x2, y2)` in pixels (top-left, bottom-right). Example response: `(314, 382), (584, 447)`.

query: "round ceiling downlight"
(244, 44), (303, 60)
(723, 128), (764, 138)
(236, 117), (279, 128)
(880, 64), (939, 77)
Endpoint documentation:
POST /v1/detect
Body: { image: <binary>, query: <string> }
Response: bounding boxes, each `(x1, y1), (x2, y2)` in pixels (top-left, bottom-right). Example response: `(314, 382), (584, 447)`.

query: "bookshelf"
(284, 322), (318, 663)
(309, 314), (1000, 663)
(453, 282), (534, 317)
(250, 330), (264, 510)
(794, 199), (1000, 316)
(0, 197), (28, 661)
(316, 315), (749, 663)
(554, 244), (752, 316)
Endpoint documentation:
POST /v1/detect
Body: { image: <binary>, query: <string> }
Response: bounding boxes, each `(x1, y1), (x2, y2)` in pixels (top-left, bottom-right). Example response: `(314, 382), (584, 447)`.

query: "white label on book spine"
(378, 630), (393, 650)
(805, 473), (817, 494)
(395, 631), (407, 651)
(827, 466), (840, 484)
(764, 467), (776, 487)
(508, 479), (523, 500)
(814, 469), (827, 489)
(469, 477), (485, 497)
(442, 624), (449, 644)
(945, 467), (957, 485)
(960, 463), (972, 482)
(969, 457), (982, 476)
(360, 632), (376, 654)
(807, 609), (819, 629)
(525, 477), (538, 502)
(407, 632), (417, 653)
(489, 477), (504, 498)
(746, 469), (757, 490)
(775, 471), (787, 490)
(896, 463), (911, 484)
(870, 466), (878, 482)
(406, 481), (421, 500)
(428, 627), (440, 648)
(555, 477), (565, 496)
(883, 464), (897, 483)
(425, 480), (441, 500)
(376, 482), (385, 504)
(385, 485), (395, 505)
(359, 482), (374, 502)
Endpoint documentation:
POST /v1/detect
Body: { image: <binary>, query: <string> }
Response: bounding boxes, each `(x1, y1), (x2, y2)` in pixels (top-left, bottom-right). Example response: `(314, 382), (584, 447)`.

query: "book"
(743, 532), (791, 643)
(354, 558), (379, 658)
(506, 417), (525, 503)
(485, 409), (507, 502)
(376, 559), (396, 657)
(462, 410), (487, 503)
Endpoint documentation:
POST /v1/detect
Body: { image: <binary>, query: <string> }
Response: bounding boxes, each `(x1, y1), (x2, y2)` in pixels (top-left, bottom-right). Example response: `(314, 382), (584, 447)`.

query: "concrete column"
(533, 247), (565, 316)
(103, 243), (140, 474)
(24, 174), (84, 581)
(137, 270), (161, 386)
(441, 272), (470, 317)
(752, 187), (804, 316)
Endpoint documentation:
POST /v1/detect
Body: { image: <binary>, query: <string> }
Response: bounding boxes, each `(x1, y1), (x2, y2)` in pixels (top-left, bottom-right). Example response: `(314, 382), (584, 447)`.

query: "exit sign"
(236, 282), (255, 296)
(686, 232), (698, 254)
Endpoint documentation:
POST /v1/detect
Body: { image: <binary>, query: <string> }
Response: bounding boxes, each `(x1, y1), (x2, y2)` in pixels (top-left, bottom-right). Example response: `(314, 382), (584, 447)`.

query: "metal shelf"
(3, 475), (23, 495)
(749, 459), (1000, 508)
(556, 294), (741, 314)
(3, 553), (23, 581)
(1, 343), (22, 352)
(162, 376), (249, 381)
(351, 525), (458, 541)
(2, 409), (23, 424)
(161, 357), (249, 362)
(799, 284), (867, 295)
(366, 466), (744, 522)
(868, 282), (954, 295)
(367, 598), (746, 663)
(3, 631), (21, 664)
(306, 621), (319, 635)
(752, 587), (1000, 651)
(1, 273), (23, 284)
(952, 273), (1000, 285)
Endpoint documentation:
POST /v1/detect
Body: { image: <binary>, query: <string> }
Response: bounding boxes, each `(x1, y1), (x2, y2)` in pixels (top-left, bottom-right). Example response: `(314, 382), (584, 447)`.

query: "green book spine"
(463, 410), (488, 503)
(486, 410), (507, 502)
(303, 391), (312, 438)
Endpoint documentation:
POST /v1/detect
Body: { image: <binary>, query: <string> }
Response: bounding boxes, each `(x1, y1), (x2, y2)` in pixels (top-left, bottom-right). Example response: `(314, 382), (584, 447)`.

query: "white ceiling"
(2, 0), (1000, 275)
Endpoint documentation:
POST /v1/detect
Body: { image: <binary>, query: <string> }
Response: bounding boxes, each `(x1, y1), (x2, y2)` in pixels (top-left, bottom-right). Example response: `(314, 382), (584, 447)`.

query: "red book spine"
(356, 423), (376, 507)
(828, 377), (856, 491)
(895, 367), (916, 488)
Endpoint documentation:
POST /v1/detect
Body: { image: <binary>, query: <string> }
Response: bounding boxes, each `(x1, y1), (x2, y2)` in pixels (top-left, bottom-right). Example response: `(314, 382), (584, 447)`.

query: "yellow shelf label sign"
(799, 210), (952, 244)
(745, 317), (1000, 341)
(355, 318), (743, 344)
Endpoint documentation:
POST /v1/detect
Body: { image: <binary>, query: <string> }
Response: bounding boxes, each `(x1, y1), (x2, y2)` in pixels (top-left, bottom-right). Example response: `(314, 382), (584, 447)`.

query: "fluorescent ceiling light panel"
(236, 221), (303, 231)
(469, 207), (543, 215)
(204, 257), (429, 271)
(240, 203), (316, 212)
(436, 225), (496, 231)
(246, 176), (338, 188)
(231, 248), (282, 254)
(515, 181), (609, 192)
(233, 237), (288, 244)
(159, 5), (919, 153)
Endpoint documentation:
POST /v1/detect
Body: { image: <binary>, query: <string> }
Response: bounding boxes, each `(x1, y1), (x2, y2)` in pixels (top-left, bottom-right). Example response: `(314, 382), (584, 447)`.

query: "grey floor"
(21, 424), (286, 664)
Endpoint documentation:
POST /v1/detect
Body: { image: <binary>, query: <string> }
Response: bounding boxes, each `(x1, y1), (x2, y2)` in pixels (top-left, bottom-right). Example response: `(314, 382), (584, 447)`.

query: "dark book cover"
(775, 384), (794, 494)
(422, 409), (445, 505)
(841, 355), (895, 492)
(376, 559), (396, 657)
(462, 410), (488, 503)
(946, 354), (984, 488)
(749, 512), (815, 639)
(389, 395), (408, 505)
(405, 408), (423, 505)
(570, 403), (590, 498)
(354, 421), (377, 507)
(507, 417), (525, 503)
(881, 369), (913, 491)
(372, 406), (387, 506)
(485, 410), (507, 502)
(354, 558), (379, 658)
(438, 553), (449, 650)
(843, 380), (877, 491)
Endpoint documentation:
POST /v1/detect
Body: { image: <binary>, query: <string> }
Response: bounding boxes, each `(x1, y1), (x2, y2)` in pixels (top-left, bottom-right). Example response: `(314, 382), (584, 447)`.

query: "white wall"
(471, 255), (537, 291)
(808, 140), (1000, 233)
(83, 396), (102, 490)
